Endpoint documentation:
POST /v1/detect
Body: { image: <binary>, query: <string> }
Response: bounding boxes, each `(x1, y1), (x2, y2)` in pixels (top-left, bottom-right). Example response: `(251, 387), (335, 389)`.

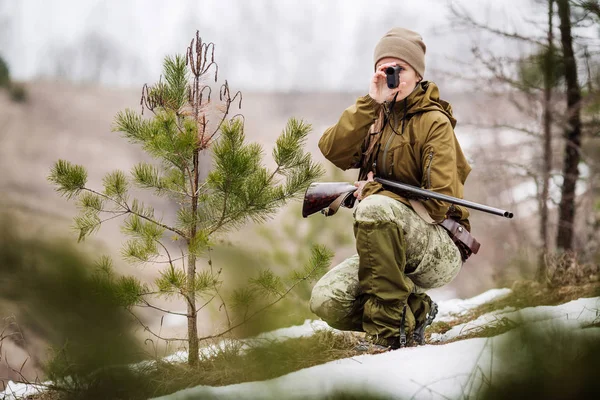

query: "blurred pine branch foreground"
(47, 31), (329, 367)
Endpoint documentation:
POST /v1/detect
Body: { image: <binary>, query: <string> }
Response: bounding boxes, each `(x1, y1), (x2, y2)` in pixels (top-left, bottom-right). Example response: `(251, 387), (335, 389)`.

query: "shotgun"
(302, 177), (514, 219)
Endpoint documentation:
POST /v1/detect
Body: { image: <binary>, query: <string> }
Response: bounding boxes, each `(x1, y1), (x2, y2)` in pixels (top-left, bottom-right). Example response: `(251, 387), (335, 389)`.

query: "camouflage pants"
(310, 194), (462, 336)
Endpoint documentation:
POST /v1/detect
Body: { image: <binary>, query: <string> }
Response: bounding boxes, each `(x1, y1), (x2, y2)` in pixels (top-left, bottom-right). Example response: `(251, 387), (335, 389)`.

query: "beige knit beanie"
(373, 27), (426, 78)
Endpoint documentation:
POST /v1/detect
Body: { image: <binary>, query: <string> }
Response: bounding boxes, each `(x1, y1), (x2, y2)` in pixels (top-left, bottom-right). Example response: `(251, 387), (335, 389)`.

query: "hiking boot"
(354, 334), (398, 352)
(412, 301), (438, 345)
(354, 339), (391, 353)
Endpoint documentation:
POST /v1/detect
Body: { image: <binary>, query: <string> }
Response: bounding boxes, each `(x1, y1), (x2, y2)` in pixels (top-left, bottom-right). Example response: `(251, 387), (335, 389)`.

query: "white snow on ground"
(1, 381), (48, 400)
(152, 296), (600, 400)
(3, 289), (599, 400)
(0, 320), (335, 399)
(160, 319), (334, 363)
(434, 288), (512, 322)
(430, 296), (599, 342)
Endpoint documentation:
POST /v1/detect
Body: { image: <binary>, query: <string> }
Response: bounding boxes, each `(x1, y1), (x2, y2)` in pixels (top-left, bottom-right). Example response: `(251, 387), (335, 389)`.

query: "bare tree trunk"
(186, 159), (199, 366)
(536, 0), (554, 283)
(186, 56), (203, 368)
(556, 0), (583, 253)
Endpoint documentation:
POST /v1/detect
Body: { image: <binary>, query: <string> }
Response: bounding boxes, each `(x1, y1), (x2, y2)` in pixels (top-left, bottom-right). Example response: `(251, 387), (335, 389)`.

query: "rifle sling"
(323, 191), (355, 217)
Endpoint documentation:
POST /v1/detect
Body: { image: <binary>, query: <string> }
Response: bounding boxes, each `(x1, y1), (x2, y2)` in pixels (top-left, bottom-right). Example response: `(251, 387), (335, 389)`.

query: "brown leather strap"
(409, 199), (435, 224)
(323, 191), (355, 217)
(440, 218), (481, 261)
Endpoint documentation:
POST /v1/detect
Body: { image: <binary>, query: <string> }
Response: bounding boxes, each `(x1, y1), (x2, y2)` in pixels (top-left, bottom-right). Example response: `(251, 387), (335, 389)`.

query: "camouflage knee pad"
(309, 255), (363, 331)
(353, 194), (462, 291)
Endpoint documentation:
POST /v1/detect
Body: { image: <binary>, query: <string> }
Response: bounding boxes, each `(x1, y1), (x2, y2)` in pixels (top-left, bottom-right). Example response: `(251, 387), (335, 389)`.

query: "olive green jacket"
(318, 81), (472, 229)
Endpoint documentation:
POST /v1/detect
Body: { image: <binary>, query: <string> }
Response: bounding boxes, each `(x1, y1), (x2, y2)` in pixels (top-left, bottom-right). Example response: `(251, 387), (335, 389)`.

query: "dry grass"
(150, 330), (363, 392)
(426, 280), (600, 343)
(27, 330), (366, 400)
(24, 280), (600, 399)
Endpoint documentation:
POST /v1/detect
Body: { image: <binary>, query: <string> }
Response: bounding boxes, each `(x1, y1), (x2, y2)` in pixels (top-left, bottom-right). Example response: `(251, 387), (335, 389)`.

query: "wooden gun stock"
(301, 182), (357, 217)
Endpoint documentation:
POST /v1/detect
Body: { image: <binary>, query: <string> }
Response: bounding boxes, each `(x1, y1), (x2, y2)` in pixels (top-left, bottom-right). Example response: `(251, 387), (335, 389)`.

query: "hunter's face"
(376, 57), (421, 102)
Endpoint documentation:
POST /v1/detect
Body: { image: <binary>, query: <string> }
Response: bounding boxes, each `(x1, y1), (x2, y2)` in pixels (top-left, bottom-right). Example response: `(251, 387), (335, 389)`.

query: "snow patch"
(436, 288), (512, 322)
(5, 289), (598, 400)
(432, 297), (600, 342)
(1, 380), (48, 400)
(163, 319), (335, 363)
(152, 296), (600, 400)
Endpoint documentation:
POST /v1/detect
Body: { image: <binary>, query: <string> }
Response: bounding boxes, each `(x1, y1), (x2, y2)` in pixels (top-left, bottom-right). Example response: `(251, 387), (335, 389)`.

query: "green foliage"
(112, 108), (153, 144)
(91, 259), (147, 308)
(122, 214), (165, 242)
(103, 170), (129, 200)
(0, 56), (27, 102)
(48, 32), (327, 369)
(231, 287), (257, 311)
(121, 237), (159, 263)
(290, 244), (334, 282)
(113, 276), (148, 307)
(0, 55), (9, 88)
(0, 219), (144, 394)
(273, 118), (313, 167)
(73, 212), (102, 242)
(188, 229), (209, 256)
(163, 55), (189, 112)
(77, 191), (104, 213)
(250, 269), (284, 297)
(517, 47), (564, 92)
(222, 243), (334, 336)
(94, 254), (114, 275)
(206, 118), (324, 232)
(156, 264), (186, 295)
(48, 159), (88, 199)
(129, 198), (155, 219)
(195, 269), (220, 294)
(132, 162), (166, 191)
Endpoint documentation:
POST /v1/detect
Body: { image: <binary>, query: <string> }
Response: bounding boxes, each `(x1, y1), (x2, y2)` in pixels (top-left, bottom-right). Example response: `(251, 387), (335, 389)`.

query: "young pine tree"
(48, 32), (330, 366)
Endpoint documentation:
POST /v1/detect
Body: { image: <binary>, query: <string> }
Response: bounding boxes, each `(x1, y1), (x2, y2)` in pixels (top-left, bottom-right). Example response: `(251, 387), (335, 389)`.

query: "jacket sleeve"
(318, 95), (381, 170)
(420, 113), (459, 222)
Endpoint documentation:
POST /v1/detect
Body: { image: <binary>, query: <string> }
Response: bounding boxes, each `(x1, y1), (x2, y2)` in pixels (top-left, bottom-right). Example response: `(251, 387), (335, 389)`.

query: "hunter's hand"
(369, 62), (407, 104)
(354, 171), (375, 201)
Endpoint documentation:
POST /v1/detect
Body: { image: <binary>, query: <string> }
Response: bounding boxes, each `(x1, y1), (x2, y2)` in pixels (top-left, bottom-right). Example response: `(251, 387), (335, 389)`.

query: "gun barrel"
(375, 177), (514, 219)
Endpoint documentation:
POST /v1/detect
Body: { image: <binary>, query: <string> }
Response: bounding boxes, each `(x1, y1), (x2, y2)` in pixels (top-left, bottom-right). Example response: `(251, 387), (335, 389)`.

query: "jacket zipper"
(381, 129), (396, 177)
(426, 151), (434, 188)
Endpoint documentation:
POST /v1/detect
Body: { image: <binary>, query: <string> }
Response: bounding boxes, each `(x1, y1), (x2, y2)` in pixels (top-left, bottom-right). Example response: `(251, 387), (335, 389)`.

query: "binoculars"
(385, 65), (402, 89)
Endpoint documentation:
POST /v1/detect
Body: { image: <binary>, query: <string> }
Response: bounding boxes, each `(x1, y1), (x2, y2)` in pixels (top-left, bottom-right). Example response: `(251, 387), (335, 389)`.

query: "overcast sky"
(1, 0), (551, 91)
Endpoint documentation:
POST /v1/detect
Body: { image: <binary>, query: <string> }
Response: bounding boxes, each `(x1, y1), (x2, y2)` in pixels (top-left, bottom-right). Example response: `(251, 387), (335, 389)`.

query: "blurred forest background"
(1, 0), (599, 390)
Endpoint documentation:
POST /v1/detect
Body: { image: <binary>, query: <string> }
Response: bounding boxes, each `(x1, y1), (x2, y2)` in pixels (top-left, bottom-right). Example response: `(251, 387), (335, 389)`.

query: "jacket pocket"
(425, 151), (434, 189)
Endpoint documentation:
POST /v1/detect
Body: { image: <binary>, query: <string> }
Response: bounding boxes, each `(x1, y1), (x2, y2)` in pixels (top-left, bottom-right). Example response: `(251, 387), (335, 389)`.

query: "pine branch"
(154, 239), (176, 269)
(163, 55), (189, 112)
(48, 160), (88, 199)
(83, 187), (187, 238)
(207, 252), (231, 328)
(196, 293), (218, 313)
(136, 300), (189, 317)
(130, 208), (185, 238)
(198, 245), (332, 342)
(126, 310), (187, 342)
(74, 211), (128, 242)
